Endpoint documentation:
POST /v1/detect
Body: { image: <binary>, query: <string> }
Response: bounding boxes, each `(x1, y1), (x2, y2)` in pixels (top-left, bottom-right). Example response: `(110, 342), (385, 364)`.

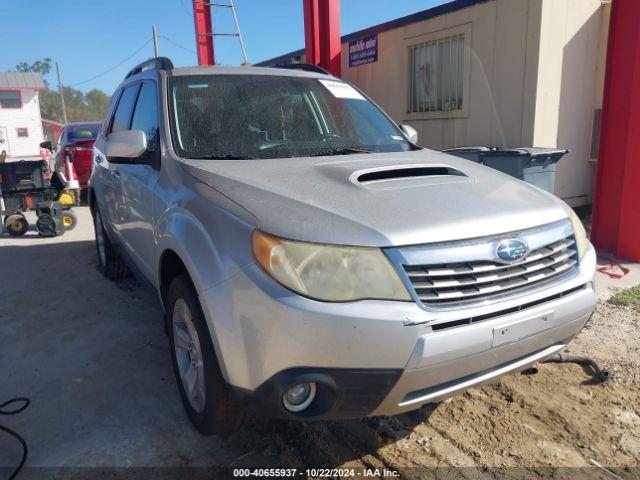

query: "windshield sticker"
(319, 79), (365, 100)
(187, 83), (209, 89)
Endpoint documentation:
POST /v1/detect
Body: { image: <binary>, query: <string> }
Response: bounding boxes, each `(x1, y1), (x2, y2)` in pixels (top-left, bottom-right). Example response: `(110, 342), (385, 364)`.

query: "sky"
(0, 0), (448, 95)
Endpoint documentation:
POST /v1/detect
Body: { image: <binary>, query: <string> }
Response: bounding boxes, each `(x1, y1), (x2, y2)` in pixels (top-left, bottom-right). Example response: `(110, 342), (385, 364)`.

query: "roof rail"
(273, 63), (331, 75)
(125, 57), (174, 79)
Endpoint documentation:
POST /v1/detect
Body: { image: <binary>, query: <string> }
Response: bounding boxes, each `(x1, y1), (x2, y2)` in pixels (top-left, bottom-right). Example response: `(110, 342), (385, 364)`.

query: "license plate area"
(492, 311), (554, 347)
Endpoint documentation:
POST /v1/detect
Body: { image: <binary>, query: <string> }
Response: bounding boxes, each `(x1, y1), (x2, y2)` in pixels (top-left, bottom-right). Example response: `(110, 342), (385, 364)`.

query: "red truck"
(41, 121), (101, 196)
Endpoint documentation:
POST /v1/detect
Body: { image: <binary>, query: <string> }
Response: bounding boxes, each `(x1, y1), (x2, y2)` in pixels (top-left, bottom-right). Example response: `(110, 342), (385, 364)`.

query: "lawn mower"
(0, 160), (78, 237)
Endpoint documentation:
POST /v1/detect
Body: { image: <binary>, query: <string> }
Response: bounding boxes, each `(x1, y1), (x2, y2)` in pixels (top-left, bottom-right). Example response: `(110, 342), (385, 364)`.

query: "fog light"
(282, 382), (316, 412)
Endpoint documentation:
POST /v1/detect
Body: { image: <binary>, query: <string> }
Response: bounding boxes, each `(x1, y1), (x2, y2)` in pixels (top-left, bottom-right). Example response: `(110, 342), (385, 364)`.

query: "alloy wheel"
(172, 298), (206, 413)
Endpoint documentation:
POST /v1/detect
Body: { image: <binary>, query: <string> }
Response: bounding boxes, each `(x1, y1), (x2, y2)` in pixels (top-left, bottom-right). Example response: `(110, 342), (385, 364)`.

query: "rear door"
(114, 80), (161, 282)
(92, 92), (119, 231)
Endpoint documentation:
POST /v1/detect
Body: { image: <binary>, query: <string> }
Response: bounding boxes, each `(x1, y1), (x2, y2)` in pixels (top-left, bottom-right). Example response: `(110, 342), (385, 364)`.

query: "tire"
(93, 206), (130, 279)
(4, 214), (29, 236)
(62, 210), (78, 231)
(167, 274), (248, 435)
(36, 214), (58, 237)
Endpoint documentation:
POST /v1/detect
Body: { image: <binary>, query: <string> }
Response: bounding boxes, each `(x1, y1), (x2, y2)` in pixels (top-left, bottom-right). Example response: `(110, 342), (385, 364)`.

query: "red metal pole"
(193, 0), (215, 65)
(319, 0), (341, 77)
(303, 0), (321, 66)
(591, 0), (640, 261)
(303, 0), (341, 77)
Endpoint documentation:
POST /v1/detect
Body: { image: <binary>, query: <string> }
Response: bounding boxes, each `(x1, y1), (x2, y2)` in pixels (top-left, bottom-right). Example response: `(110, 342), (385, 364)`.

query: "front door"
(116, 80), (160, 283)
(101, 83), (141, 241)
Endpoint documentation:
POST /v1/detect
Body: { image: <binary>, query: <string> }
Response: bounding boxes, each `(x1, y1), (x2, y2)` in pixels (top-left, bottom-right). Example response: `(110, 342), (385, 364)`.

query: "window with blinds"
(409, 34), (465, 114)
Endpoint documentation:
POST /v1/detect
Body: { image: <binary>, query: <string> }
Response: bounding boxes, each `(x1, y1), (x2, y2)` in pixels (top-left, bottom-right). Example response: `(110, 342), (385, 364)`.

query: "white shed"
(0, 71), (46, 158)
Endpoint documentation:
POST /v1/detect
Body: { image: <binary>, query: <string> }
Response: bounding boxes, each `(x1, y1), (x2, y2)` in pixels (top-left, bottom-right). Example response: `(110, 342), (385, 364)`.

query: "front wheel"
(93, 206), (129, 279)
(167, 274), (248, 435)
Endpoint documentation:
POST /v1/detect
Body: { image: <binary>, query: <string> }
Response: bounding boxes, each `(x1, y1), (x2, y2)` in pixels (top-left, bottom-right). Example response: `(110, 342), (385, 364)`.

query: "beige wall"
(532, 0), (605, 205)
(341, 0), (608, 206)
(341, 0), (543, 150)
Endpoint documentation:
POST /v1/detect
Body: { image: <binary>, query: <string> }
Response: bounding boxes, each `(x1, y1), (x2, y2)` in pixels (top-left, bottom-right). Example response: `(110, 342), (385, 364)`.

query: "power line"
(68, 38), (153, 87)
(179, 0), (193, 16)
(158, 35), (197, 55)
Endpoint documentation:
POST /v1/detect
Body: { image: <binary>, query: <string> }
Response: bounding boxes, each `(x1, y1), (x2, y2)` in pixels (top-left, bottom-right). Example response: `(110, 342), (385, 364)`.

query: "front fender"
(155, 205), (255, 294)
(155, 204), (256, 384)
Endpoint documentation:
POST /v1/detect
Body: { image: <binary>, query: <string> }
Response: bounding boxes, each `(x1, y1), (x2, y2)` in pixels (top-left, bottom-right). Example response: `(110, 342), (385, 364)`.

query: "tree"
(15, 58), (111, 123)
(16, 58), (52, 86)
(85, 89), (111, 120)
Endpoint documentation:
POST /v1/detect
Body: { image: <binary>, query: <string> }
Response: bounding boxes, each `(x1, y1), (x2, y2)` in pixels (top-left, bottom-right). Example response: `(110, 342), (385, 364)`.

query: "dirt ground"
(1, 207), (639, 479)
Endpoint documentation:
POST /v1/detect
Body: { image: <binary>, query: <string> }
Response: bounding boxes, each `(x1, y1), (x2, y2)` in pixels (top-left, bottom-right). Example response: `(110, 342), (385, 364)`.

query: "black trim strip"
(430, 284), (588, 332)
(358, 166), (465, 183)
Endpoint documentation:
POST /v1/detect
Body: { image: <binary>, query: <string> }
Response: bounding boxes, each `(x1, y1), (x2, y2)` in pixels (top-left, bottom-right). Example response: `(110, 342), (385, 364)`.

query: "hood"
(180, 149), (569, 247)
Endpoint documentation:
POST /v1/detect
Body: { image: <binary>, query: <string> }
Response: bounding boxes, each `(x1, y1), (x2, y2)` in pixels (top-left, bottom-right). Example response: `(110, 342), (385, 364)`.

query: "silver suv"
(89, 58), (596, 434)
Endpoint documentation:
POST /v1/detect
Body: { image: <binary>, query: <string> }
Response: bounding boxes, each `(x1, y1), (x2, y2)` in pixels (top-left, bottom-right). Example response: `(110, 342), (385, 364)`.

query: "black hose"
(541, 353), (613, 383)
(0, 398), (30, 480)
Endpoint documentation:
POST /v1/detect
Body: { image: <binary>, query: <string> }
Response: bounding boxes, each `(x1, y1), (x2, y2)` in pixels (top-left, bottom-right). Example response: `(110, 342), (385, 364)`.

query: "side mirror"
(40, 140), (52, 151)
(400, 124), (418, 144)
(105, 130), (147, 159)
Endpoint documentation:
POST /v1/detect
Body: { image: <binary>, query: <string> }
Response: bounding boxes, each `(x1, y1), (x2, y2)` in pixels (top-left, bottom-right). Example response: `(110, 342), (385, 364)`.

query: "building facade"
(0, 72), (46, 158)
(259, 0), (610, 207)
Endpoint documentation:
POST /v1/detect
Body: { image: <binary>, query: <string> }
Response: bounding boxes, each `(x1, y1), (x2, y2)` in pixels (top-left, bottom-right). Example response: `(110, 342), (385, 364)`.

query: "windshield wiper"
(189, 154), (257, 160)
(308, 147), (374, 157)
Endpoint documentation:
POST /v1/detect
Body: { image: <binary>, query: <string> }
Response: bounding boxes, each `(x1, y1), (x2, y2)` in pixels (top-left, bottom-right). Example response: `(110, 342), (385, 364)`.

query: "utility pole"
(152, 25), (159, 58)
(55, 62), (68, 124)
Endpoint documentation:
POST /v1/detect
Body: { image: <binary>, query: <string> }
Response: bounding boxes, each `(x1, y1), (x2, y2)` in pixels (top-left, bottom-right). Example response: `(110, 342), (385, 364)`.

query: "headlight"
(252, 230), (411, 302)
(566, 207), (588, 260)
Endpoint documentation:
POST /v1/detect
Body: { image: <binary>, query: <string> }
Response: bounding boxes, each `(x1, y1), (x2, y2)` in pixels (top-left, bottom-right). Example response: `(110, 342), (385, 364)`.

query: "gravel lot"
(1, 206), (638, 479)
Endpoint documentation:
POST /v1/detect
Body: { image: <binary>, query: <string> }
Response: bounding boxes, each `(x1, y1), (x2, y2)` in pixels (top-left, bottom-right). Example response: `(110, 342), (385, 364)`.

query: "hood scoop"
(353, 164), (467, 185)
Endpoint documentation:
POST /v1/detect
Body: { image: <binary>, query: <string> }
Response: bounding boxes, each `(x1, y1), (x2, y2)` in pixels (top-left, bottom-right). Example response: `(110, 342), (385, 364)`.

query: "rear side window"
(111, 84), (139, 133)
(131, 82), (159, 153)
(68, 125), (100, 141)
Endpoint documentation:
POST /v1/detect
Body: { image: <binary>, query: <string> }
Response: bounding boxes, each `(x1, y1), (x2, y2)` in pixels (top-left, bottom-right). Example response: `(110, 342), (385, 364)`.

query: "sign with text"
(349, 34), (378, 68)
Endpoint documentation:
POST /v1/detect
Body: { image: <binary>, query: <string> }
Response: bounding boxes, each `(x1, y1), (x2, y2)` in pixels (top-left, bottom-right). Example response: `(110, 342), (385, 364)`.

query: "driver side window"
(110, 84), (139, 133)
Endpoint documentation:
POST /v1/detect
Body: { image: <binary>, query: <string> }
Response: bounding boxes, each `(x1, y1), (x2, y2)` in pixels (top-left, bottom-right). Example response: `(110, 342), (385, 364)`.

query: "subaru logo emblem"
(495, 239), (529, 263)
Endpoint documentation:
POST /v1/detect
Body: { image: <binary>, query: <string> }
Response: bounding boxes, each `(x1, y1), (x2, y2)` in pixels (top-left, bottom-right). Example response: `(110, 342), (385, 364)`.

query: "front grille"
(403, 236), (578, 306)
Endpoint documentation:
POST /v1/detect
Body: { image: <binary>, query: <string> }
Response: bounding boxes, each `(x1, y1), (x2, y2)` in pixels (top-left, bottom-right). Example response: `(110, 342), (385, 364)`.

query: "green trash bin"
(442, 146), (496, 163)
(480, 147), (569, 193)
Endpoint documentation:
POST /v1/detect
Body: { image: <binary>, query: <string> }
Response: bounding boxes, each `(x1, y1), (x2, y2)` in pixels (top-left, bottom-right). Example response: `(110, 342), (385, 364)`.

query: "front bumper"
(199, 244), (596, 419)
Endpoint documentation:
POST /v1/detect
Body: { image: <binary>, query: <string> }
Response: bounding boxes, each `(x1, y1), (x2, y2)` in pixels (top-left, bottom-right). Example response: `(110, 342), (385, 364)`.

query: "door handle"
(111, 170), (120, 180)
